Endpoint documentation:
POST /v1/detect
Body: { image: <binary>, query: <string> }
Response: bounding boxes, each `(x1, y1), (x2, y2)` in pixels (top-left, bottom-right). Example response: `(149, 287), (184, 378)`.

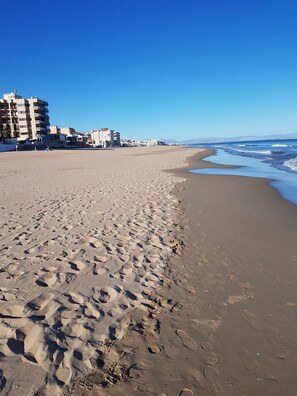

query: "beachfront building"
(42, 133), (67, 148)
(85, 132), (93, 146)
(48, 125), (90, 148)
(0, 91), (50, 141)
(113, 131), (121, 147)
(49, 125), (60, 134)
(91, 128), (120, 147)
(121, 139), (166, 147)
(60, 127), (76, 136)
(76, 133), (89, 146)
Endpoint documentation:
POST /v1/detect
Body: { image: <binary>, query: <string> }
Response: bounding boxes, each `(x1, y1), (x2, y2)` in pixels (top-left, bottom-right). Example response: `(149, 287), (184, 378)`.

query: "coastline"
(178, 149), (297, 395)
(99, 148), (297, 396)
(189, 146), (297, 206)
(1, 147), (297, 395)
(167, 149), (297, 395)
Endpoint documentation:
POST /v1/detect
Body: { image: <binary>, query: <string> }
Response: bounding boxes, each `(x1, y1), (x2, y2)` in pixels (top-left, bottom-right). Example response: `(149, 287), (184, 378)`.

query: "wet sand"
(175, 150), (297, 395)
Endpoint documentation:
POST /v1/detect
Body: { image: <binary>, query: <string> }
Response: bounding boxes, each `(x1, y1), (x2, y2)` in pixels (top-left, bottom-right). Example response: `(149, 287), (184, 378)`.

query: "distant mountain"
(164, 138), (179, 144)
(165, 132), (297, 145)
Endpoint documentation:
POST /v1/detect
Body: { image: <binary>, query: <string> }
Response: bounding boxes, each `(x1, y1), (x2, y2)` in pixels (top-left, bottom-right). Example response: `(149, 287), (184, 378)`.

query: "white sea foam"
(272, 144), (288, 147)
(249, 150), (272, 155)
(284, 157), (297, 171)
(230, 148), (271, 155)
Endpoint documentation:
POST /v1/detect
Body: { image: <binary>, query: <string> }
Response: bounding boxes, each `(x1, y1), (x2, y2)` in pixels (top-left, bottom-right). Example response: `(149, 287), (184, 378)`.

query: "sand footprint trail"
(0, 146), (195, 394)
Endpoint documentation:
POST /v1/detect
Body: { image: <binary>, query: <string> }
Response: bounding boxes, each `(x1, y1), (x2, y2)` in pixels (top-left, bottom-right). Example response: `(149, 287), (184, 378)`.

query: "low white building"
(121, 139), (166, 147)
(91, 128), (120, 147)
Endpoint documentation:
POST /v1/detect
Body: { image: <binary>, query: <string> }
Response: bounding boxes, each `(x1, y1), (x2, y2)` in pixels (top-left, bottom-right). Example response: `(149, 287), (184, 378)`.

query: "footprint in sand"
(242, 308), (257, 329)
(93, 264), (108, 275)
(191, 318), (220, 334)
(89, 240), (102, 249)
(2, 264), (24, 279)
(0, 289), (18, 302)
(119, 265), (133, 277)
(62, 321), (86, 340)
(83, 302), (100, 319)
(59, 272), (77, 284)
(65, 292), (85, 305)
(55, 366), (72, 385)
(68, 260), (85, 271)
(93, 286), (119, 304)
(179, 389), (194, 396)
(0, 304), (26, 318)
(36, 273), (57, 287)
(93, 255), (109, 263)
(108, 305), (127, 317)
(27, 293), (55, 311)
(175, 329), (197, 351)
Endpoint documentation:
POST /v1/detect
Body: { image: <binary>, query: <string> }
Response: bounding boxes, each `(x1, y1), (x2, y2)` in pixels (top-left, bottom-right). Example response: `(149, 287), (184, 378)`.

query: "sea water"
(189, 139), (297, 205)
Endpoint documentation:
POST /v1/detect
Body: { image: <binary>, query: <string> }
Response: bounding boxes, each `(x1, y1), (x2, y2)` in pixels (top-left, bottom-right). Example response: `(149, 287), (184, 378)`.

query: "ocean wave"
(272, 144), (288, 147)
(230, 148), (271, 155)
(271, 150), (283, 154)
(284, 156), (297, 171)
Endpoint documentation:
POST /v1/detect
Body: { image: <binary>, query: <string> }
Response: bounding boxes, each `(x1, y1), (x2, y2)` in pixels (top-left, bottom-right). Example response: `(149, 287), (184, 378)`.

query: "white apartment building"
(91, 128), (117, 147)
(113, 131), (121, 147)
(121, 139), (166, 147)
(0, 92), (50, 141)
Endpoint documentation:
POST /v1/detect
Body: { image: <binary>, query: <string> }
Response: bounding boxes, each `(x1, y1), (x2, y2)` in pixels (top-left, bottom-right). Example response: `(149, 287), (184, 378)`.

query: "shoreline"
(188, 146), (297, 207)
(1, 146), (297, 395)
(101, 147), (297, 395)
(171, 148), (297, 395)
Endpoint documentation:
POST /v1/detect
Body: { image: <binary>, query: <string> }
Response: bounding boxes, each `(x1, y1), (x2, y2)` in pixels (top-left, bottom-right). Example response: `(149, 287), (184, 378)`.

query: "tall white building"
(113, 131), (121, 147)
(0, 91), (50, 141)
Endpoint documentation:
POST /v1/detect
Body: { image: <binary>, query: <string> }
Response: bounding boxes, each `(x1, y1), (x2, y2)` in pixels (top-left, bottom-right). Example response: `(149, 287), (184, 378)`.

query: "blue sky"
(1, 0), (297, 140)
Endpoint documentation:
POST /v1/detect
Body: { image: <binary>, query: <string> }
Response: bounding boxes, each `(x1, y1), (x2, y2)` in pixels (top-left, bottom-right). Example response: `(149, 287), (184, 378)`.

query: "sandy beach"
(107, 149), (297, 396)
(0, 146), (198, 395)
(177, 151), (297, 396)
(1, 146), (297, 396)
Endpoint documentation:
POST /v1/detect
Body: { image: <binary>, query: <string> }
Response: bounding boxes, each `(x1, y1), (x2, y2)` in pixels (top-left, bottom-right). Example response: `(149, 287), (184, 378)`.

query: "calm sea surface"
(189, 139), (297, 205)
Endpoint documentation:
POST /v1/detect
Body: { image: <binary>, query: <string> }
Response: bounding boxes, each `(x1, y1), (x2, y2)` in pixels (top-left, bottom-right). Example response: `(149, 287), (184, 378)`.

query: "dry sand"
(0, 146), (198, 395)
